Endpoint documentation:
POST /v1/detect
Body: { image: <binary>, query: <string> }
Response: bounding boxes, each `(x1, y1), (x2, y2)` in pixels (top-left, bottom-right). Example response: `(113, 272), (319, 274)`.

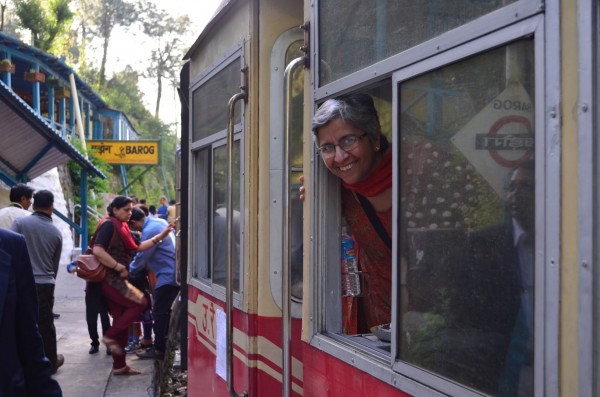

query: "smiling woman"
(312, 93), (393, 334)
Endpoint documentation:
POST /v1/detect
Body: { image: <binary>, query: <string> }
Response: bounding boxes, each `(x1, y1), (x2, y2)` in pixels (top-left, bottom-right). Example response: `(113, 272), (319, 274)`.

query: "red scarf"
(107, 216), (138, 251)
(342, 151), (392, 197)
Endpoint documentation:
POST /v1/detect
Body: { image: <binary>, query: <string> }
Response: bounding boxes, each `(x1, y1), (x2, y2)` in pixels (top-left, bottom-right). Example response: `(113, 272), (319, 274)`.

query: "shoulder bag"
(75, 221), (116, 282)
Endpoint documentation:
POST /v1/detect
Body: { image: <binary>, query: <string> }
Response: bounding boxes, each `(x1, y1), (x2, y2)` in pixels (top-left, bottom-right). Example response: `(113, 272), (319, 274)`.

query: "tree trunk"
(0, 2), (5, 32)
(100, 35), (109, 86)
(155, 74), (162, 119)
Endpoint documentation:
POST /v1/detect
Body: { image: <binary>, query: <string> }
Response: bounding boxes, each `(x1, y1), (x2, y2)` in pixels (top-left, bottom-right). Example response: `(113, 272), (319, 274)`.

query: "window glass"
(211, 141), (241, 292)
(192, 60), (241, 141)
(318, 0), (517, 85)
(192, 148), (209, 280)
(102, 115), (114, 140)
(398, 40), (534, 396)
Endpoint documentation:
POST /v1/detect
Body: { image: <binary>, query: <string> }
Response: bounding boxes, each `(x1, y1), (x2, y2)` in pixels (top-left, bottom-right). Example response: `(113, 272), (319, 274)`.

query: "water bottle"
(341, 234), (361, 296)
(66, 260), (77, 274)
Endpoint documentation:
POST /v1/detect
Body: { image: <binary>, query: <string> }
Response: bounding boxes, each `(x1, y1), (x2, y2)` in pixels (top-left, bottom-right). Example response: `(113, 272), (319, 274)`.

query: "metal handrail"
(226, 74), (248, 397)
(281, 55), (306, 397)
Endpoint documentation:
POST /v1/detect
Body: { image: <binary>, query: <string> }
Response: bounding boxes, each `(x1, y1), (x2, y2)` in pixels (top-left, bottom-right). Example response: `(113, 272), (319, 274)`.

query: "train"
(176, 0), (596, 396)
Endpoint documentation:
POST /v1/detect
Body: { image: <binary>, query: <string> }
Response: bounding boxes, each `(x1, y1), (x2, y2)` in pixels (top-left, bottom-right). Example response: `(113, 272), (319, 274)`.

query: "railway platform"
(52, 264), (156, 397)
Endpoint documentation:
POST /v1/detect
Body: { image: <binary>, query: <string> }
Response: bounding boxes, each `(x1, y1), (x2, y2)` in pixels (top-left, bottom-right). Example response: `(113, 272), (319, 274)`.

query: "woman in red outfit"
(311, 94), (392, 334)
(92, 196), (174, 375)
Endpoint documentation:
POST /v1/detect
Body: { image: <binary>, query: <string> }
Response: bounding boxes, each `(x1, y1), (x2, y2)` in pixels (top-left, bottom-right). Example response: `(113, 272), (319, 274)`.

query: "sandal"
(102, 337), (124, 356)
(112, 365), (142, 376)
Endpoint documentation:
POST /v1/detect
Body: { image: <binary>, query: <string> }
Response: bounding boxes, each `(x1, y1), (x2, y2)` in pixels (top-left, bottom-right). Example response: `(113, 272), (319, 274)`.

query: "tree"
(98, 66), (178, 202)
(138, 2), (189, 118)
(13, 0), (73, 51)
(79, 0), (136, 86)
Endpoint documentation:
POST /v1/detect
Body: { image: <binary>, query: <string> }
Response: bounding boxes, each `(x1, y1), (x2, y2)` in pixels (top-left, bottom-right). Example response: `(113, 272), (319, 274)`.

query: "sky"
(104, 0), (222, 136)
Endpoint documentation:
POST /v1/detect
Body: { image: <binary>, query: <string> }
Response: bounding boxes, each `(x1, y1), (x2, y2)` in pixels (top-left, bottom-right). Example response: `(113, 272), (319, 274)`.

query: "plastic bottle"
(341, 234), (361, 296)
(66, 260), (77, 274)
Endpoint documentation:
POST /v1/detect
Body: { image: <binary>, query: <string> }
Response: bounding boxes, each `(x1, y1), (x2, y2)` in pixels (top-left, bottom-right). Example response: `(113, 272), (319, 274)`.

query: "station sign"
(451, 82), (534, 197)
(87, 140), (160, 165)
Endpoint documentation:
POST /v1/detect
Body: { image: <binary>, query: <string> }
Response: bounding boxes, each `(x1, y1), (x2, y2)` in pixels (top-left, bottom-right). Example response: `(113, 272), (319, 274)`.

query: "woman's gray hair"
(312, 93), (382, 142)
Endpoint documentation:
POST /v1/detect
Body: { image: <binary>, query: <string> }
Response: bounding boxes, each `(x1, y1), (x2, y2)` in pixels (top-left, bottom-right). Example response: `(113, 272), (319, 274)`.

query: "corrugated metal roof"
(0, 80), (106, 181)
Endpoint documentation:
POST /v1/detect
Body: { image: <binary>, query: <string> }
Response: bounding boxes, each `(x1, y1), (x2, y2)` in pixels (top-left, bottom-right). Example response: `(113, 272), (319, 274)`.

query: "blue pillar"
(48, 88), (55, 127)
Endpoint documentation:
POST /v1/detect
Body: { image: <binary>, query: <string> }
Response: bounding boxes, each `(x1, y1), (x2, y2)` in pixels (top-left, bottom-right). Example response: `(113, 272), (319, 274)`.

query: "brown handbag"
(75, 253), (106, 282)
(74, 220), (117, 282)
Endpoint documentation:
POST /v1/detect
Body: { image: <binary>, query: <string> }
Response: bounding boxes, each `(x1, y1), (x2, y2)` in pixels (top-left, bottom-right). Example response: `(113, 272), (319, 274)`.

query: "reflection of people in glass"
(212, 188), (241, 290)
(312, 93), (392, 334)
(464, 160), (534, 396)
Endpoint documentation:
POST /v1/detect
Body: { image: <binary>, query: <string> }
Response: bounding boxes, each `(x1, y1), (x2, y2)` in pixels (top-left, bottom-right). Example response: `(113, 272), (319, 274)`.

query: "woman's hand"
(298, 175), (305, 201)
(116, 263), (128, 279)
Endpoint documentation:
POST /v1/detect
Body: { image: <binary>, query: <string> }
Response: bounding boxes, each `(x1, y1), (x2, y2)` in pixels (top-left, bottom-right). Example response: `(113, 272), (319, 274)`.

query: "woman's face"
(113, 203), (133, 222)
(317, 118), (381, 184)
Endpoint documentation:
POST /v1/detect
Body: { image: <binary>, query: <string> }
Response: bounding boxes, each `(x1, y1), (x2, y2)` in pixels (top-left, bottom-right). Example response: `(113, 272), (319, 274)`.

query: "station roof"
(0, 32), (106, 108)
(0, 80), (106, 181)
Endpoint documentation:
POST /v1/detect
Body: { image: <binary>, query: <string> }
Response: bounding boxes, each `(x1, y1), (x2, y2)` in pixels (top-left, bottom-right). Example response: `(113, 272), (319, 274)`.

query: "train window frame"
(188, 46), (246, 307)
(312, 0), (543, 102)
(309, 13), (560, 396)
(269, 27), (305, 318)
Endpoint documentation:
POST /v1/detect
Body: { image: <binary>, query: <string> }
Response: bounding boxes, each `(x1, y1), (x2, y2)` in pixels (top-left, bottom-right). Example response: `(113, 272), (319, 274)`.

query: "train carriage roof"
(183, 0), (235, 60)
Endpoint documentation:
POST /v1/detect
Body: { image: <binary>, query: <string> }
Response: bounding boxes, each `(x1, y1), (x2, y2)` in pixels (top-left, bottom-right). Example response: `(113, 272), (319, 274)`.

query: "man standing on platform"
(128, 207), (179, 360)
(0, 183), (33, 228)
(11, 190), (65, 373)
(157, 196), (168, 220)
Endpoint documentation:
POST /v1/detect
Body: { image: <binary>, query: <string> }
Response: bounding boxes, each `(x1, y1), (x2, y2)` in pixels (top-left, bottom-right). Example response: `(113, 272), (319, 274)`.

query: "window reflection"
(398, 40), (534, 396)
(318, 0), (517, 85)
(211, 142), (241, 291)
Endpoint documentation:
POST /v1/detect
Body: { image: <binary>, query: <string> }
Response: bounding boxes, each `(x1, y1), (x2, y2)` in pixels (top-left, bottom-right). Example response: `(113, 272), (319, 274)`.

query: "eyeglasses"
(317, 133), (368, 158)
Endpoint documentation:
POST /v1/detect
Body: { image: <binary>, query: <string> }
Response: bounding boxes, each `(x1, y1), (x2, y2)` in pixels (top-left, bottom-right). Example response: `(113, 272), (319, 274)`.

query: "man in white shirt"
(0, 183), (33, 228)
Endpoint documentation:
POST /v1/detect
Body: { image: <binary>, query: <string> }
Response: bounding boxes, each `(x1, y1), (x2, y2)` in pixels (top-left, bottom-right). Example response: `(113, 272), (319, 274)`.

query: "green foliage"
(95, 67), (178, 204)
(13, 0), (73, 51)
(67, 136), (111, 236)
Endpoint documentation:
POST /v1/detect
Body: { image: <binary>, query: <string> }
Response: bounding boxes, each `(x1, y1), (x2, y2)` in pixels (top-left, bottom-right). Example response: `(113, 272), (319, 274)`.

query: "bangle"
(152, 237), (162, 245)
(114, 262), (119, 269)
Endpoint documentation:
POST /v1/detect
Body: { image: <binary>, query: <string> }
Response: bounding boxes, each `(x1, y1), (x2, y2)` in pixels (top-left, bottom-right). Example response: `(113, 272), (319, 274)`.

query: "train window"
(318, 0), (517, 86)
(395, 39), (535, 395)
(191, 60), (242, 142)
(211, 142), (241, 292)
(189, 51), (245, 302)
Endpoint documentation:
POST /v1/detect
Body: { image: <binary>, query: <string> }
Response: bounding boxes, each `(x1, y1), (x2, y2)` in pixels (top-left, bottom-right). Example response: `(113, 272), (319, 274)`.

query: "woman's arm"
(92, 245), (128, 279)
(136, 223), (176, 252)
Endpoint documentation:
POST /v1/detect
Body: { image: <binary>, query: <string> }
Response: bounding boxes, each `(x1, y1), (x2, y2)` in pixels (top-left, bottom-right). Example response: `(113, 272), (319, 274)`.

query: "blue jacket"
(0, 229), (62, 396)
(129, 217), (178, 289)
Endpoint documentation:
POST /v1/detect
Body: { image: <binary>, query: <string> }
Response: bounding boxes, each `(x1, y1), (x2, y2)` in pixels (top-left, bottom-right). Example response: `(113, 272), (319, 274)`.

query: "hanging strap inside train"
(356, 193), (392, 249)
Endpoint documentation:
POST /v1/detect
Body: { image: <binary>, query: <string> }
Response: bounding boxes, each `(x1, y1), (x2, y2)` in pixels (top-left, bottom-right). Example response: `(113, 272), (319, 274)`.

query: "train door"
(186, 43), (249, 396)
(305, 1), (559, 396)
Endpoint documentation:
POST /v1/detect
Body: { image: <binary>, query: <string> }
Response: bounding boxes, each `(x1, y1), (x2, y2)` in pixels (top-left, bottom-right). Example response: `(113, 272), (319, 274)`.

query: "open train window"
(311, 11), (549, 395)
(189, 46), (245, 302)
